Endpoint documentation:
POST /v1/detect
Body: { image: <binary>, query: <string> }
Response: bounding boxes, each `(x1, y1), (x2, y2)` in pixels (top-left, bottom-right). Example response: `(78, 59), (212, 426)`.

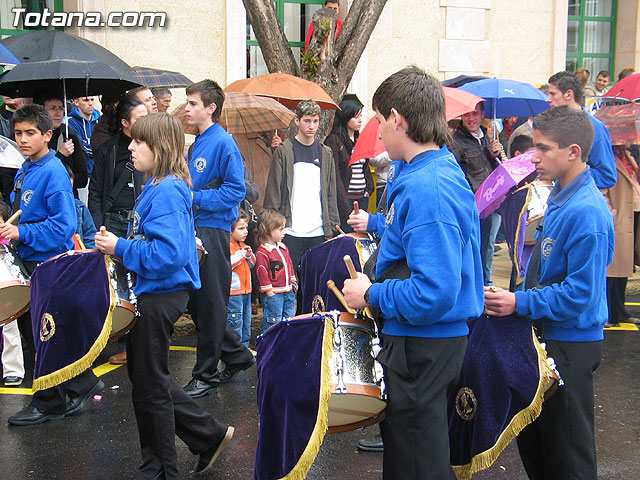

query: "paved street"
(1, 248), (639, 479)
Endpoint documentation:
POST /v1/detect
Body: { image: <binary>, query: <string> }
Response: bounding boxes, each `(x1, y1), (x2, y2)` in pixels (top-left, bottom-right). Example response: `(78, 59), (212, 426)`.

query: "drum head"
(328, 392), (386, 428)
(0, 283), (30, 324)
(110, 303), (135, 340)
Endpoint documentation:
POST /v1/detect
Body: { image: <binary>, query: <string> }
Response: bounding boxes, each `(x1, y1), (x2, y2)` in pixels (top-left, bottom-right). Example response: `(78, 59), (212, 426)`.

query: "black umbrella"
(441, 75), (488, 88)
(0, 31), (141, 136)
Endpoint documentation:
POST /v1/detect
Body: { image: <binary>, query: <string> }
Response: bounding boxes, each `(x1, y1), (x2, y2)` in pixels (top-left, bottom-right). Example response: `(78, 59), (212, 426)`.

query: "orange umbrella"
(349, 88), (484, 164)
(225, 72), (339, 110)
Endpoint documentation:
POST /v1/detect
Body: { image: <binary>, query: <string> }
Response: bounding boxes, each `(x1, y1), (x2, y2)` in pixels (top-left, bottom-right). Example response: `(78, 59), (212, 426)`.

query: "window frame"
(566, 0), (618, 74)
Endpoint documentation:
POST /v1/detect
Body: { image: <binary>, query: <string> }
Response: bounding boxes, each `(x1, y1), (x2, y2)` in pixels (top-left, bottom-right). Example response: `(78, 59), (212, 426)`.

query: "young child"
(255, 209), (296, 333)
(0, 202), (24, 387)
(3, 104), (104, 426)
(95, 113), (234, 478)
(229, 209), (255, 347)
(65, 165), (96, 249)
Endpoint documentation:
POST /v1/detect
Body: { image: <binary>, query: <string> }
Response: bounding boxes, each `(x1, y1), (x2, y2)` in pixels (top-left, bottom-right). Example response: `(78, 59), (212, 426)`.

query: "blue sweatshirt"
(515, 167), (614, 342)
(587, 113), (617, 189)
(114, 176), (201, 295)
(11, 150), (76, 261)
(188, 123), (245, 232)
(66, 106), (100, 173)
(368, 146), (484, 338)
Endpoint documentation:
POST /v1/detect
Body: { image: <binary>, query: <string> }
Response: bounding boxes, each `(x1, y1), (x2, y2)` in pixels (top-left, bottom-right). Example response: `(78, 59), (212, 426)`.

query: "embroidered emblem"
(194, 157), (207, 173)
(312, 295), (325, 313)
(132, 211), (141, 235)
(22, 189), (34, 206)
(387, 164), (396, 183)
(40, 313), (56, 342)
(541, 237), (555, 260)
(455, 387), (477, 421)
(385, 203), (394, 227)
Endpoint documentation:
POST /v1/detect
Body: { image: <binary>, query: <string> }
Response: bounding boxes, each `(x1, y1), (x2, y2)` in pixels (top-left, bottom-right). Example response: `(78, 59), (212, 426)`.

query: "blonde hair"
(256, 209), (285, 245)
(130, 113), (192, 187)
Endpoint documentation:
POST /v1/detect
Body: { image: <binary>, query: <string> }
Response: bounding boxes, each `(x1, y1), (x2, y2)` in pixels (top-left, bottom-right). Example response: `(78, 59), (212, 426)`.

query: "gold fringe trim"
(281, 315), (335, 480)
(32, 254), (117, 392)
(452, 326), (552, 480)
(513, 187), (534, 280)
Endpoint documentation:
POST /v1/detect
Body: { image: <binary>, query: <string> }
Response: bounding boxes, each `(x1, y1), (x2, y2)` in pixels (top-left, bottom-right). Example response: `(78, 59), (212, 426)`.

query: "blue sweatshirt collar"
(406, 145), (450, 168)
(547, 166), (591, 208)
(194, 122), (222, 142)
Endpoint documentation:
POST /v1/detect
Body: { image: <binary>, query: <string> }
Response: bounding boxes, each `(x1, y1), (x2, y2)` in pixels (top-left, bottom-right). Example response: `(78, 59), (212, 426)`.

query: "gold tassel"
(32, 254), (117, 392)
(452, 327), (551, 479)
(280, 315), (335, 480)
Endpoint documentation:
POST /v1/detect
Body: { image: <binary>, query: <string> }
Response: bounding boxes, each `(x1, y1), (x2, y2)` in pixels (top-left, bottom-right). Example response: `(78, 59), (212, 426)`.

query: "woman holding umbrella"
(324, 99), (374, 231)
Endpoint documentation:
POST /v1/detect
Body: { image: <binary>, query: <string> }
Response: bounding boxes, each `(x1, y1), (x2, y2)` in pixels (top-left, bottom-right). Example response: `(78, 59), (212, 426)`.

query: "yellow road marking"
(1, 345), (195, 395)
(624, 302), (640, 306)
(605, 322), (639, 331)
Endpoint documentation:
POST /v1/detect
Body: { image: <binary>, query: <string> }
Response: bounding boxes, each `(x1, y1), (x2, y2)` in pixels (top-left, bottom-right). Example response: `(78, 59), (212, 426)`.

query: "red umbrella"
(349, 88), (484, 165)
(594, 103), (640, 145)
(604, 73), (640, 101)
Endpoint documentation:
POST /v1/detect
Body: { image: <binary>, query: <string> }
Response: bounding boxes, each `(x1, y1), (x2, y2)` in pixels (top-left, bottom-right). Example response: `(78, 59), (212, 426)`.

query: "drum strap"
(103, 160), (134, 219)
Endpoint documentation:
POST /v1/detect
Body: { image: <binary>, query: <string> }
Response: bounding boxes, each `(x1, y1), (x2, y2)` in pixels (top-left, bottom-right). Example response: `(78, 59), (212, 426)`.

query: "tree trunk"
(243, 0), (388, 137)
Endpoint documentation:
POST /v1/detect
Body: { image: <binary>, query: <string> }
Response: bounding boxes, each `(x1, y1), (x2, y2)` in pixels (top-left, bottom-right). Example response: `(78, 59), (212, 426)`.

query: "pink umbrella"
(475, 149), (537, 218)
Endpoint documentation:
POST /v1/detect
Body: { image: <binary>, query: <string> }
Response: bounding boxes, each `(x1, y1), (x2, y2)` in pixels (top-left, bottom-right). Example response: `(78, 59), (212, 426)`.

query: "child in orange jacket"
(229, 210), (256, 346)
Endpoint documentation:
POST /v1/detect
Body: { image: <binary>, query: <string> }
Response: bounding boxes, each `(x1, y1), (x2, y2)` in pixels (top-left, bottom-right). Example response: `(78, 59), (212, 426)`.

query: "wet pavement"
(1, 248), (640, 479)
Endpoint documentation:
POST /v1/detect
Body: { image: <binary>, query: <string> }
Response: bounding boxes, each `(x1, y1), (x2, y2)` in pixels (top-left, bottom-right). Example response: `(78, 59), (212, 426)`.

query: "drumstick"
(5, 209), (21, 225)
(326, 280), (356, 314)
(344, 254), (358, 279)
(74, 233), (86, 251)
(353, 201), (360, 215)
(99, 226), (107, 236)
(343, 255), (375, 319)
(335, 224), (345, 235)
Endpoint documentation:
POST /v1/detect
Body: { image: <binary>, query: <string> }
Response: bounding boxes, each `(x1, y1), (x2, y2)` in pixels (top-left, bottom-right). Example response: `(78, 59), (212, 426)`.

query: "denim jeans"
(227, 293), (252, 347)
(260, 290), (295, 334)
(480, 212), (501, 286)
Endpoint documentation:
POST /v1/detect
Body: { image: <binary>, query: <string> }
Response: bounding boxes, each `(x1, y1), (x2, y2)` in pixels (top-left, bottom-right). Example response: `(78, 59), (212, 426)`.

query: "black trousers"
(377, 334), (467, 480)
(128, 290), (228, 480)
(606, 277), (628, 324)
(517, 340), (602, 480)
(188, 227), (252, 385)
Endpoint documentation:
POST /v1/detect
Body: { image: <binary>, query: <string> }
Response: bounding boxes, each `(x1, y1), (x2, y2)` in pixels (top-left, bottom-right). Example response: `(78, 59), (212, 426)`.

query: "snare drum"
(107, 256), (137, 340)
(325, 312), (386, 433)
(524, 181), (553, 245)
(0, 244), (30, 325)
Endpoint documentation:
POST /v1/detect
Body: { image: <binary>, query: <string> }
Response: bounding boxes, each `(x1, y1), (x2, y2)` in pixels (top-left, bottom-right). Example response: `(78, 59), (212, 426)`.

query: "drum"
(524, 181), (554, 244)
(325, 312), (386, 433)
(0, 244), (30, 325)
(107, 256), (137, 340)
(299, 233), (378, 313)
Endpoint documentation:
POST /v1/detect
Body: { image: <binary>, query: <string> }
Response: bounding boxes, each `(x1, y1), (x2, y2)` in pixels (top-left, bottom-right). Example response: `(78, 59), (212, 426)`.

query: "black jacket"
(88, 132), (145, 228)
(451, 125), (499, 192)
(324, 132), (374, 223)
(49, 127), (88, 198)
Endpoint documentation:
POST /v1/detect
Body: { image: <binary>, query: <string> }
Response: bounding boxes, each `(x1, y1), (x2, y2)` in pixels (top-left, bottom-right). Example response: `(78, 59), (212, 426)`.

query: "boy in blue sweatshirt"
(344, 66), (484, 479)
(4, 104), (103, 426)
(485, 106), (614, 479)
(182, 80), (254, 398)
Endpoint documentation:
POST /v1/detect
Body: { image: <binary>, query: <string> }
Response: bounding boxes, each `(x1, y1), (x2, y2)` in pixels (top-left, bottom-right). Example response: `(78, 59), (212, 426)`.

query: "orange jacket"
(230, 240), (255, 295)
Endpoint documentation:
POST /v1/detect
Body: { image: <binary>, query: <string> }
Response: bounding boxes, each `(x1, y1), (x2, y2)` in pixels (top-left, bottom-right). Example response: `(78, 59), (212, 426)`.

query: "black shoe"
(357, 435), (384, 452)
(3, 376), (23, 386)
(8, 405), (65, 426)
(219, 356), (256, 384)
(195, 425), (234, 474)
(65, 379), (105, 416)
(184, 378), (218, 398)
(604, 322), (620, 328)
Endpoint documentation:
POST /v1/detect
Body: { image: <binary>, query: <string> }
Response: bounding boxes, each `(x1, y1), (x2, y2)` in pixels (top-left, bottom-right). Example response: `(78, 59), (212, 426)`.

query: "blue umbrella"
(459, 78), (549, 118)
(0, 43), (19, 66)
